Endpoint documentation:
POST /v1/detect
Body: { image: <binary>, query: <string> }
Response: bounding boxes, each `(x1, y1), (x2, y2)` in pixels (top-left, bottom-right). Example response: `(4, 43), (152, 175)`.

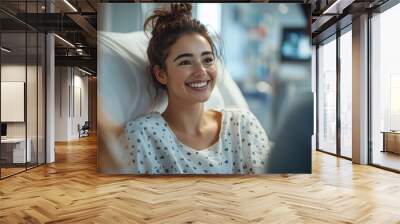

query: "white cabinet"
(1, 138), (32, 163)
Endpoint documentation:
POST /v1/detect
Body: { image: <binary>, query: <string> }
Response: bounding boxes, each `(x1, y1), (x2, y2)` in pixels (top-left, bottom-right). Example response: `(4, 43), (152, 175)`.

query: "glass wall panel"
(0, 1), (46, 179)
(318, 37), (337, 154)
(38, 32), (45, 165)
(339, 29), (352, 158)
(1, 30), (28, 177)
(27, 30), (38, 169)
(371, 4), (400, 171)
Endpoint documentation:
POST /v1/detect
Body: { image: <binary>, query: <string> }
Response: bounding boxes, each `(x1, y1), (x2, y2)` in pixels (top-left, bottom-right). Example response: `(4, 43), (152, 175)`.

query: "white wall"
(1, 65), (38, 137)
(1, 63), (46, 164)
(55, 67), (89, 141)
(1, 65), (26, 136)
(55, 66), (69, 141)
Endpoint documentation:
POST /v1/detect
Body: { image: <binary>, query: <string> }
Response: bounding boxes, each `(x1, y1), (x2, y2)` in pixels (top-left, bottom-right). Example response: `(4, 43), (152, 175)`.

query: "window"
(317, 37), (337, 154)
(339, 29), (352, 158)
(371, 3), (400, 171)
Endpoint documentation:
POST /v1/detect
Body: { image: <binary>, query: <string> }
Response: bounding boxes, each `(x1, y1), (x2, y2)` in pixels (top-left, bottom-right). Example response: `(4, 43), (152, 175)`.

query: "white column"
(45, 1), (56, 163)
(352, 14), (369, 164)
(46, 33), (55, 163)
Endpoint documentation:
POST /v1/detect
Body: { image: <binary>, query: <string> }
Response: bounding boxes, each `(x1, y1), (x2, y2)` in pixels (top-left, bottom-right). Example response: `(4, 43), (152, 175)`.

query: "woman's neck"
(162, 100), (206, 136)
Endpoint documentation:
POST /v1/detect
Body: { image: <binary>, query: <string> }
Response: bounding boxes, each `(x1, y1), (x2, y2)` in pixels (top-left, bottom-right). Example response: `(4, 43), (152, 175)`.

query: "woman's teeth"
(187, 81), (208, 89)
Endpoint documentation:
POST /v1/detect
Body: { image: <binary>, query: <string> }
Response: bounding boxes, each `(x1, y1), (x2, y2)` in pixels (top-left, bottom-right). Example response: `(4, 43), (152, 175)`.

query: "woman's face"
(156, 33), (217, 104)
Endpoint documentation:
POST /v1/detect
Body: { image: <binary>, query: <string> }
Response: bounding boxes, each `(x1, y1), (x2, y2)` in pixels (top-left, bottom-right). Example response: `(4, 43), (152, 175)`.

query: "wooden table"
(381, 131), (400, 154)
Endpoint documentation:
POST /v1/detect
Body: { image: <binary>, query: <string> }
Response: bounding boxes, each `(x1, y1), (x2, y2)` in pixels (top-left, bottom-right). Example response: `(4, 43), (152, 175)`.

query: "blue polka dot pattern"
(122, 108), (271, 174)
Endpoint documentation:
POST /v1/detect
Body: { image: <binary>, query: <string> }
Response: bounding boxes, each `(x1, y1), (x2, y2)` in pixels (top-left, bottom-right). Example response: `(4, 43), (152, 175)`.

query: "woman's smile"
(185, 80), (211, 92)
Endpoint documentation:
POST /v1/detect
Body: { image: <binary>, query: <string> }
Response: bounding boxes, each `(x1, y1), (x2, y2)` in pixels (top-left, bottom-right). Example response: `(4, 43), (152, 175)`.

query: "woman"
(122, 3), (270, 174)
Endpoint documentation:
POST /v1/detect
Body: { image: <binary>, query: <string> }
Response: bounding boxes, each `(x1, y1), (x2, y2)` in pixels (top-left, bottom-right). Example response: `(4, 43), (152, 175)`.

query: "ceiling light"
(54, 34), (75, 48)
(1, 47), (11, 53)
(322, 0), (354, 15)
(323, 0), (341, 14)
(63, 0), (78, 12)
(78, 67), (92, 76)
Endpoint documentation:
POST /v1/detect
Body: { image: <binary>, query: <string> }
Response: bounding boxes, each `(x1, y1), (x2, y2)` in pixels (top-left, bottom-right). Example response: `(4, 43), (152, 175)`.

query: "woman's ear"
(153, 65), (167, 85)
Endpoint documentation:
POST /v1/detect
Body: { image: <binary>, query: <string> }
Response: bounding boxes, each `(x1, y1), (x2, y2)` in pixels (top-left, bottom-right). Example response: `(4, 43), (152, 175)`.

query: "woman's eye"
(203, 57), (214, 64)
(179, 60), (191, 65)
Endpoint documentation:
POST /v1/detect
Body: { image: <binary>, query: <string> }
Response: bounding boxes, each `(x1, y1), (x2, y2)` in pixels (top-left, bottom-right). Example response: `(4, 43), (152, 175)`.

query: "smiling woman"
(121, 3), (271, 174)
(153, 33), (217, 104)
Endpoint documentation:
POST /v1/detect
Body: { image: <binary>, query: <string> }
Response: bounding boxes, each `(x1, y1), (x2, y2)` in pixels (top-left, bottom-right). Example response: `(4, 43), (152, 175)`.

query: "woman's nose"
(193, 61), (207, 75)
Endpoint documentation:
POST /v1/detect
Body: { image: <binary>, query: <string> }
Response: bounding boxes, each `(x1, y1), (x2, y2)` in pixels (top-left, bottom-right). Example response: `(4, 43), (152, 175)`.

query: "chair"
(78, 121), (90, 138)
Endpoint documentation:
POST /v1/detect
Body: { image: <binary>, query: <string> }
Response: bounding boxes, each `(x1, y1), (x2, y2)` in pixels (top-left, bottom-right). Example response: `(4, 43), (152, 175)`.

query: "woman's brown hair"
(144, 3), (220, 90)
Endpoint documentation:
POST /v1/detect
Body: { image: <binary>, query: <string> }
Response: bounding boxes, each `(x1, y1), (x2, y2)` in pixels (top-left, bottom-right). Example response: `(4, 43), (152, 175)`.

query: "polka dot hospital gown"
(121, 108), (271, 174)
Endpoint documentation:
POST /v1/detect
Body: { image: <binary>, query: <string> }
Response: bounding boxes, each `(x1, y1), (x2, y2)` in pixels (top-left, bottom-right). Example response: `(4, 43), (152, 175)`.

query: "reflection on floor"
(0, 135), (400, 222)
(0, 163), (40, 178)
(373, 150), (400, 171)
(0, 167), (25, 177)
(341, 147), (352, 159)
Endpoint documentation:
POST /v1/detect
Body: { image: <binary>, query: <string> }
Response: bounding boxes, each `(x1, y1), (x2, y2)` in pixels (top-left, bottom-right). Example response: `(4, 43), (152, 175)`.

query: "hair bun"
(170, 3), (192, 17)
(144, 3), (193, 36)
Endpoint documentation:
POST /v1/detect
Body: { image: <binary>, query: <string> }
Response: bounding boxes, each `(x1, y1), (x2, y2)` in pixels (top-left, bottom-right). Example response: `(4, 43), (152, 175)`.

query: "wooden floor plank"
(0, 135), (400, 223)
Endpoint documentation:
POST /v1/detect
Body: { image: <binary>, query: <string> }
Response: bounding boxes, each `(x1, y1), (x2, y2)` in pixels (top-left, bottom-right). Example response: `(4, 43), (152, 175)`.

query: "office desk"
(382, 131), (400, 154)
(1, 138), (32, 163)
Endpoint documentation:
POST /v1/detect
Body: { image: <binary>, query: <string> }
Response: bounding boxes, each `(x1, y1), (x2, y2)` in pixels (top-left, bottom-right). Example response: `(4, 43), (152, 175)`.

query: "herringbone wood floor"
(1, 135), (400, 223)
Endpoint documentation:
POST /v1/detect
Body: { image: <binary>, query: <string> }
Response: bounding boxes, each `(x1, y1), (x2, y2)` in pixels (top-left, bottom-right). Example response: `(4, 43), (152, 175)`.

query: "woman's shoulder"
(220, 108), (261, 130)
(221, 107), (255, 121)
(125, 112), (165, 133)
